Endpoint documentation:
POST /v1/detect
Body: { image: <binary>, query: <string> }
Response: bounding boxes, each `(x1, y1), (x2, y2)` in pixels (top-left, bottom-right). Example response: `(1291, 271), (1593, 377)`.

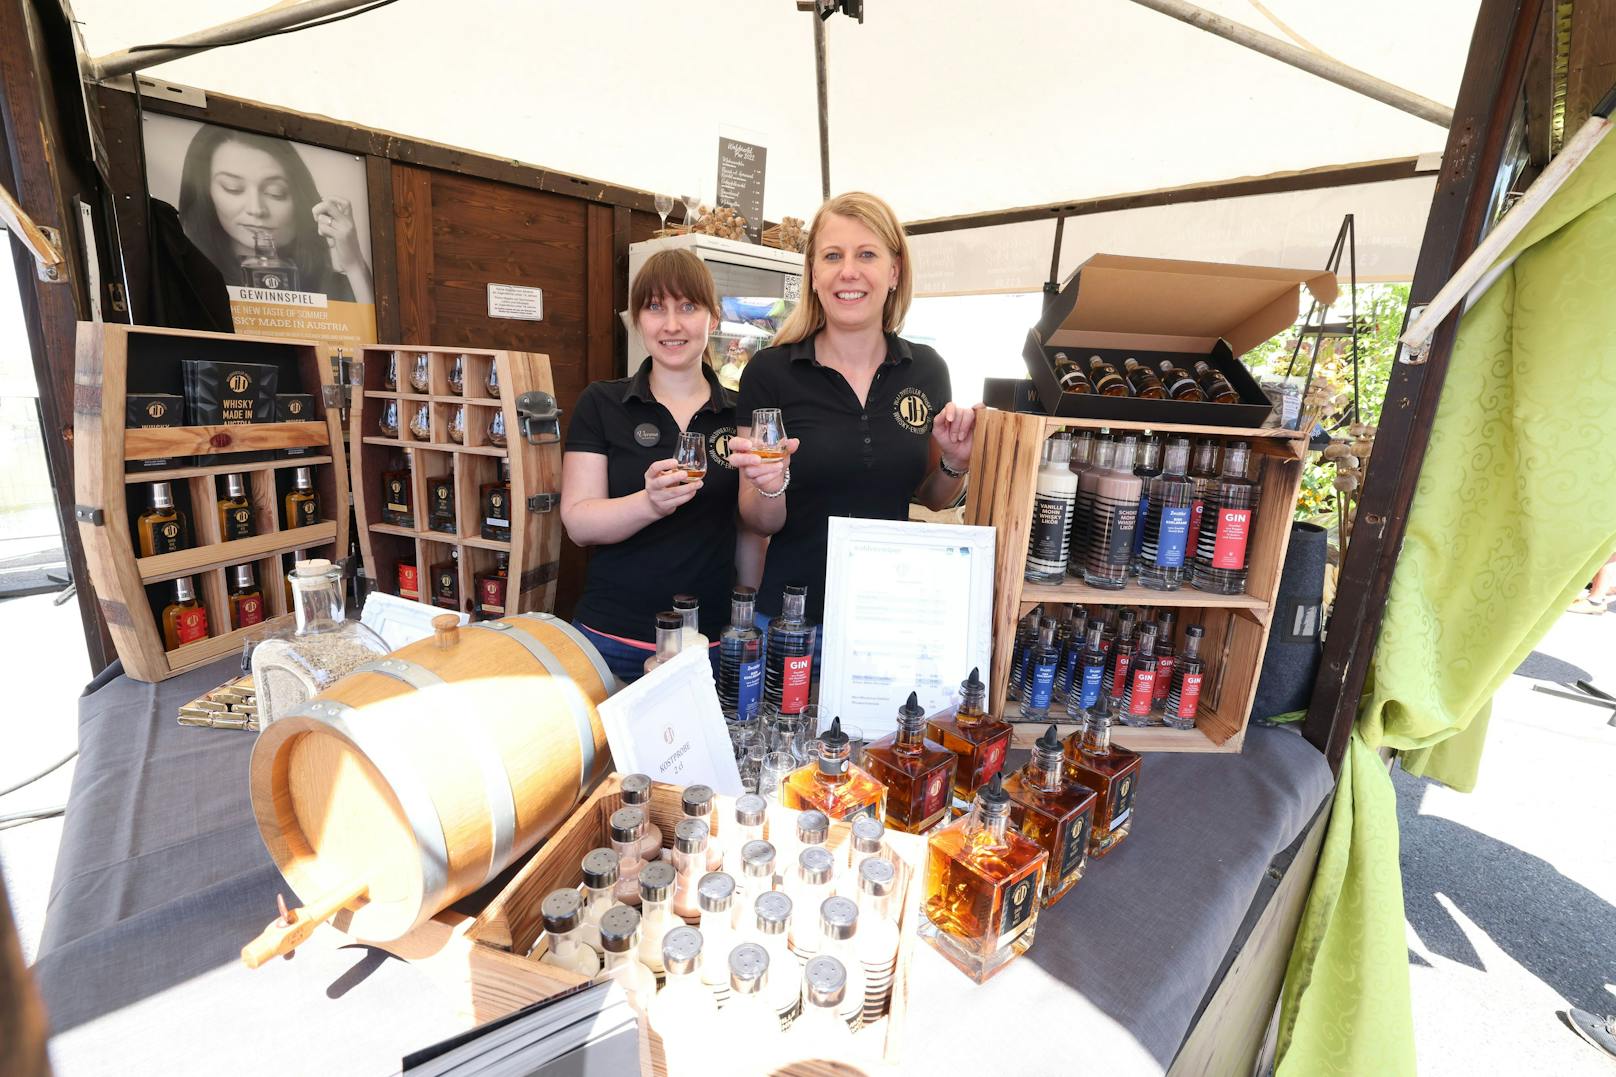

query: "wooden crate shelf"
(74, 323), (351, 683)
(965, 407), (1307, 753)
(349, 345), (562, 617)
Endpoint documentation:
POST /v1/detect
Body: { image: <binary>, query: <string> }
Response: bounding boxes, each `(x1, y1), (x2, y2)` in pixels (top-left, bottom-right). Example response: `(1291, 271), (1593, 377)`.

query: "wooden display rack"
(74, 324), (350, 683)
(965, 408), (1308, 753)
(350, 345), (562, 617)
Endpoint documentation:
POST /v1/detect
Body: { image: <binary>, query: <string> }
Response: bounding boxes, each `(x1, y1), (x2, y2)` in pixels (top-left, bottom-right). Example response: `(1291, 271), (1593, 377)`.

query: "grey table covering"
(34, 657), (1332, 1075)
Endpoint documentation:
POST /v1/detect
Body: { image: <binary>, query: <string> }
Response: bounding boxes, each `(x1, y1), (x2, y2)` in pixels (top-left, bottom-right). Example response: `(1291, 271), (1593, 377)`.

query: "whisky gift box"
(125, 393), (187, 471)
(277, 394), (316, 460)
(182, 359), (279, 465)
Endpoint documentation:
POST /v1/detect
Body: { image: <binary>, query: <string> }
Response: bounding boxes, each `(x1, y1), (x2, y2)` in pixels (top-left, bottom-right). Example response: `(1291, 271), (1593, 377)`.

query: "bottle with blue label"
(1007, 607), (1041, 702)
(718, 586), (764, 720)
(1136, 436), (1196, 590)
(1067, 618), (1108, 730)
(1056, 606), (1087, 701)
(1131, 434), (1163, 566)
(1021, 618), (1060, 719)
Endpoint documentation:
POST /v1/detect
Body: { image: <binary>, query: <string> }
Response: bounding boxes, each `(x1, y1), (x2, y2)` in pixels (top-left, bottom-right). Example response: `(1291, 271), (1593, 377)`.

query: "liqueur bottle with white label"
(718, 586), (764, 720)
(1063, 706), (1142, 858)
(1025, 432), (1078, 583)
(781, 717), (887, 824)
(919, 774), (1047, 983)
(1192, 440), (1261, 594)
(764, 583), (817, 716)
(1161, 624), (1207, 728)
(862, 691), (958, 835)
(1080, 435), (1142, 589)
(1136, 436), (1195, 590)
(1003, 725), (1098, 907)
(927, 667), (1013, 816)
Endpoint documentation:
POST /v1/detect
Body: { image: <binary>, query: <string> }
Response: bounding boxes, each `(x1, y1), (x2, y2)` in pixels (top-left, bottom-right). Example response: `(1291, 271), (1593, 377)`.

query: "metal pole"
(1123, 0), (1455, 128)
(813, 13), (831, 200)
(89, 0), (381, 82)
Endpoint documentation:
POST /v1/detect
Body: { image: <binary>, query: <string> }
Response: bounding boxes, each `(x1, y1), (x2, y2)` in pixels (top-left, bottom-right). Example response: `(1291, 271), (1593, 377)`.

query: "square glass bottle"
(926, 667), (1012, 815)
(781, 717), (887, 824)
(862, 691), (958, 835)
(1063, 705), (1141, 858)
(1003, 724), (1098, 906)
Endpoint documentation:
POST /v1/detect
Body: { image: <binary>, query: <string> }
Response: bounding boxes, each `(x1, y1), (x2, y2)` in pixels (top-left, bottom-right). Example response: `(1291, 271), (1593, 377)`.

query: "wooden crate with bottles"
(73, 324), (350, 683)
(349, 345), (563, 620)
(965, 407), (1308, 753)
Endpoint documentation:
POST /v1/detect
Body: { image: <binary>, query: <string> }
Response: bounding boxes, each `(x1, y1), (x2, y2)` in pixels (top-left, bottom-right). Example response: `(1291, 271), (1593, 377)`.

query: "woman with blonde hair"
(729, 191), (977, 640)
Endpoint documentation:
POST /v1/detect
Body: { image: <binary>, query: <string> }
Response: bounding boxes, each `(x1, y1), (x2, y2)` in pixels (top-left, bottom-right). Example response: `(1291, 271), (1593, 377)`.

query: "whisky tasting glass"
(449, 405), (466, 444)
(377, 398), (400, 439)
(751, 408), (787, 461)
(384, 351), (400, 391)
(675, 431), (707, 483)
(487, 409), (507, 448)
(408, 402), (431, 441)
(485, 360), (501, 399)
(447, 354), (466, 396)
(654, 193), (674, 232)
(409, 353), (431, 393)
(758, 751), (796, 804)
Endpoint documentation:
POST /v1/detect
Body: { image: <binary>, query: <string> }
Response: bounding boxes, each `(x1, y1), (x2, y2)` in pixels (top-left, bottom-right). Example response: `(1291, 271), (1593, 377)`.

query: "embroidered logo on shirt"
(892, 388), (934, 434)
(633, 422), (661, 447)
(708, 426), (737, 469)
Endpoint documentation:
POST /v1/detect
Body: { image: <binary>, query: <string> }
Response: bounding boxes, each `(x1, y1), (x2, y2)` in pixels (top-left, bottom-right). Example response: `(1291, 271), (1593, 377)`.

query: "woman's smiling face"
(210, 141), (296, 252)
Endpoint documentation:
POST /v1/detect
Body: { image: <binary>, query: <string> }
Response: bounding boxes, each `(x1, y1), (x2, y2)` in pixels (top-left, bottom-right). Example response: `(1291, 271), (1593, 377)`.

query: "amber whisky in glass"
(1003, 725), (1098, 906)
(1063, 706), (1141, 858)
(919, 774), (1047, 983)
(926, 667), (1012, 816)
(862, 691), (958, 835)
(782, 716), (887, 824)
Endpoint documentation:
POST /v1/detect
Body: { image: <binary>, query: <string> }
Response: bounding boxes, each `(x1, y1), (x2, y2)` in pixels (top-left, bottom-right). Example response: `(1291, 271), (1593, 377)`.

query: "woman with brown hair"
(729, 191), (978, 636)
(561, 249), (745, 682)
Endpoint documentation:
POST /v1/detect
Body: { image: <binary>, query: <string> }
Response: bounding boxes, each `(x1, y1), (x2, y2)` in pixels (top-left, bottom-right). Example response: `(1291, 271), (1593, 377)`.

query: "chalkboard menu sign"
(715, 136), (767, 244)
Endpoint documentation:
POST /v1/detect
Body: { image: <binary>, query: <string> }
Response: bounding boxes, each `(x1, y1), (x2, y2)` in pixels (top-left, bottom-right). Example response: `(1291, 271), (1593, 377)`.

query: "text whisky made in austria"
(862, 691), (959, 835)
(926, 667), (1012, 816)
(1003, 724), (1098, 907)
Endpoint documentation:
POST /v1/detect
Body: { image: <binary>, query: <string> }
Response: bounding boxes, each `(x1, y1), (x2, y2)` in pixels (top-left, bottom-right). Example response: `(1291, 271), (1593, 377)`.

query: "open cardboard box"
(1022, 253), (1338, 426)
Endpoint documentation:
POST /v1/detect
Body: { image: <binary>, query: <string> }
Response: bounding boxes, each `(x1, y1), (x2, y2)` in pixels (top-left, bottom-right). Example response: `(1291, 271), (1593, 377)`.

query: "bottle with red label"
(926, 667), (1013, 817)
(863, 691), (959, 835)
(1118, 623), (1159, 727)
(1186, 439), (1222, 548)
(1100, 608), (1137, 702)
(1192, 440), (1260, 595)
(161, 576), (209, 650)
(228, 563), (265, 630)
(1161, 624), (1206, 728)
(765, 583), (817, 716)
(1151, 610), (1178, 711)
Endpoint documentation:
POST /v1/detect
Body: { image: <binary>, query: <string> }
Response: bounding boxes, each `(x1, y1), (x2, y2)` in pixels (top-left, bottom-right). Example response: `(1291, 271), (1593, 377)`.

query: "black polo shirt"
(737, 332), (951, 622)
(565, 358), (740, 640)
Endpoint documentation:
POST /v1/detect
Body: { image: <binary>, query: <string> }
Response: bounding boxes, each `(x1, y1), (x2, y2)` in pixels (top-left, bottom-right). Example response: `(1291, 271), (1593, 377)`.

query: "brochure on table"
(819, 517), (996, 738)
(596, 645), (744, 795)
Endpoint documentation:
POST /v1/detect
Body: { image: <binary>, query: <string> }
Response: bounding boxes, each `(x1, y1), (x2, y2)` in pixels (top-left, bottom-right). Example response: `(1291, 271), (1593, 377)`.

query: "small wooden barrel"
(248, 613), (617, 941)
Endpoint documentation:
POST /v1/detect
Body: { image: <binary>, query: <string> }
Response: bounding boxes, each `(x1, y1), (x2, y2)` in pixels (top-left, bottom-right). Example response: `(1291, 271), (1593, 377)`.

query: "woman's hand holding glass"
(729, 407), (798, 495)
(645, 456), (701, 517)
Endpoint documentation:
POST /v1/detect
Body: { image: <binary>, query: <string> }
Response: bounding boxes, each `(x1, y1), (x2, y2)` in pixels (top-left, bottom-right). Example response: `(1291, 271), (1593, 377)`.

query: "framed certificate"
(818, 518), (996, 738)
(596, 645), (744, 795)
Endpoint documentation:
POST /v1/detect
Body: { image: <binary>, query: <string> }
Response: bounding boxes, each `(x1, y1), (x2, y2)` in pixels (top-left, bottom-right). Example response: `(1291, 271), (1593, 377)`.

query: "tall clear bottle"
(718, 586), (764, 720)
(1080, 436), (1143, 589)
(816, 896), (868, 1029)
(648, 926), (718, 1071)
(597, 905), (656, 1015)
(1025, 432), (1078, 583)
(1021, 618), (1060, 720)
(1067, 432), (1111, 578)
(854, 858), (900, 1024)
(1066, 619), (1107, 729)
(752, 891), (801, 1028)
(1137, 436), (1195, 590)
(250, 558), (387, 726)
(1161, 624), (1207, 728)
(1130, 433), (1163, 565)
(765, 584), (817, 716)
(636, 862), (678, 973)
(1187, 437), (1222, 542)
(672, 593), (709, 651)
(643, 610), (683, 674)
(1118, 623), (1159, 728)
(1192, 440), (1261, 594)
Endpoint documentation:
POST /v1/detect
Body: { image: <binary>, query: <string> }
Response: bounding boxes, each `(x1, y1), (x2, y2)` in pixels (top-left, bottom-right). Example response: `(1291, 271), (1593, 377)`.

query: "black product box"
(183, 359), (279, 465)
(277, 394), (317, 459)
(1021, 253), (1337, 428)
(125, 393), (188, 471)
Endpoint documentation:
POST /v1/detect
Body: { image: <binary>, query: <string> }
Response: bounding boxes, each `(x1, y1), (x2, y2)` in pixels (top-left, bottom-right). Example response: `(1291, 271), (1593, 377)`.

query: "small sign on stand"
(715, 134), (767, 244)
(596, 646), (743, 795)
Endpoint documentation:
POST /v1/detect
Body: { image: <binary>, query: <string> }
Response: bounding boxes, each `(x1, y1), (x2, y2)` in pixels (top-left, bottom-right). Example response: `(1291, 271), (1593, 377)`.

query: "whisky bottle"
(474, 552), (508, 619)
(1067, 619), (1107, 726)
(751, 890), (801, 1027)
(643, 610), (683, 674)
(1187, 437), (1222, 542)
(718, 586), (764, 720)
(1161, 623), (1206, 728)
(927, 668), (1012, 815)
(1064, 706), (1142, 858)
(1052, 351), (1093, 394)
(137, 481), (189, 557)
(781, 717), (887, 824)
(1004, 725), (1098, 907)
(1192, 440), (1260, 595)
(1101, 608), (1138, 701)
(786, 847), (836, 958)
(598, 905), (656, 1016)
(636, 861), (678, 972)
(1136, 436), (1195, 590)
(1007, 608), (1039, 701)
(714, 943), (778, 1046)
(1123, 357), (1166, 399)
(1119, 623), (1159, 727)
(218, 473), (254, 541)
(1131, 433), (1162, 565)
(1025, 432), (1078, 584)
(1067, 432), (1111, 580)
(1151, 609), (1179, 712)
(1158, 359), (1205, 401)
(239, 229), (299, 291)
(1022, 618), (1060, 720)
(427, 475), (456, 534)
(764, 583), (816, 717)
(919, 774), (1047, 983)
(430, 547), (460, 611)
(161, 576), (209, 649)
(479, 458), (511, 541)
(1193, 360), (1240, 404)
(283, 466), (319, 529)
(396, 558), (420, 602)
(228, 563), (266, 630)
(854, 858), (901, 1023)
(1086, 355), (1129, 397)
(381, 454), (415, 527)
(1056, 605), (1089, 701)
(862, 691), (958, 835)
(673, 593), (709, 650)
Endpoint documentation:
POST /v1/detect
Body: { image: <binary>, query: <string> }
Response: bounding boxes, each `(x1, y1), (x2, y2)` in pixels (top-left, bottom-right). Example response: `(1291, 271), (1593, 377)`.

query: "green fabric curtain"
(1276, 133), (1616, 1075)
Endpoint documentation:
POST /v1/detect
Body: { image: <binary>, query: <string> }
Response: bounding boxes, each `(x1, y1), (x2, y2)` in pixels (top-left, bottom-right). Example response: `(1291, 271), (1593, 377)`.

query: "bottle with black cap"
(1160, 623), (1207, 728)
(714, 941), (778, 1048)
(1004, 725), (1099, 907)
(920, 773), (1048, 983)
(781, 716), (887, 824)
(672, 593), (709, 651)
(578, 847), (618, 954)
(696, 871), (738, 1004)
(785, 955), (856, 1056)
(816, 895), (868, 1029)
(855, 857), (900, 1023)
(926, 667), (1012, 817)
(864, 690), (958, 835)
(536, 888), (599, 978)
(643, 610), (684, 675)
(619, 773), (663, 857)
(1063, 698), (1142, 858)
(608, 805), (648, 905)
(718, 586), (764, 720)
(647, 925), (717, 1066)
(636, 861), (678, 973)
(597, 904), (655, 1014)
(752, 890), (800, 1027)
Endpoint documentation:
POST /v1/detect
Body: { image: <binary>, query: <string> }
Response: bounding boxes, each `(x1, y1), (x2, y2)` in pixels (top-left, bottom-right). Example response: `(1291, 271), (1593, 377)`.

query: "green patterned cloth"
(1276, 133), (1616, 1075)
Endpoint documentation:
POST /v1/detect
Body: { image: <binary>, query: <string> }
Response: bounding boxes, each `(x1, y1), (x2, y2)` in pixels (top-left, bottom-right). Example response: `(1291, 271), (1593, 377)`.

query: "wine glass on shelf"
(654, 193), (674, 233)
(681, 192), (701, 226)
(675, 431), (707, 483)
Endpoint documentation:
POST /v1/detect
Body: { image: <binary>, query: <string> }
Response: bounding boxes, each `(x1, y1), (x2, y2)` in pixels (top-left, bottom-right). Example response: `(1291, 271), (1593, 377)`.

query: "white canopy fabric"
(72, 0), (1477, 286)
